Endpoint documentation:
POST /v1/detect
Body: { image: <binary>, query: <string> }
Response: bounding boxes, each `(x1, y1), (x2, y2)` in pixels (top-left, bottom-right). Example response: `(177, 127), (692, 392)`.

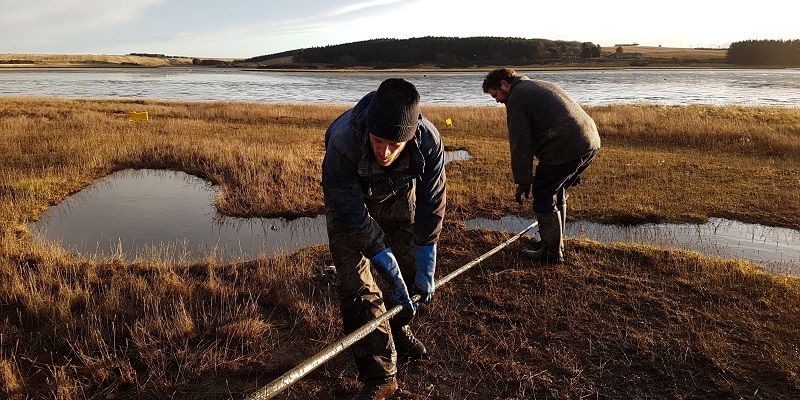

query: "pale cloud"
(2, 0), (798, 57)
(333, 0), (403, 16)
(0, 0), (167, 31)
(131, 0), (421, 56)
(323, 0), (800, 47)
(114, 0), (800, 57)
(0, 0), (169, 52)
(243, 0), (416, 38)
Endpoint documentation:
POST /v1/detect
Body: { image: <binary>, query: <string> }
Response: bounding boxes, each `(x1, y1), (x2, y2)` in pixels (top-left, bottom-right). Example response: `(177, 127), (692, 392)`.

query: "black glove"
(515, 183), (531, 205)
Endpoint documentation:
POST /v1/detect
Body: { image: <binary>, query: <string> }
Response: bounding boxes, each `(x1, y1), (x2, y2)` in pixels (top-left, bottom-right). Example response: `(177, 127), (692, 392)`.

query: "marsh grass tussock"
(1, 97), (799, 398)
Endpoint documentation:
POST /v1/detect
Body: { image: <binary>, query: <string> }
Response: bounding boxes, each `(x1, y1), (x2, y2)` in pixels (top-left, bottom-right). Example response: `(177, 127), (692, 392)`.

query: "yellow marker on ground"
(127, 110), (149, 121)
(445, 118), (453, 127)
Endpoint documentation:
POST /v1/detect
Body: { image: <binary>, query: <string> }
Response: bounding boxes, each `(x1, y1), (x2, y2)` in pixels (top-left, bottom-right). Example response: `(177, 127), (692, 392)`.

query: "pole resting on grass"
(246, 221), (539, 400)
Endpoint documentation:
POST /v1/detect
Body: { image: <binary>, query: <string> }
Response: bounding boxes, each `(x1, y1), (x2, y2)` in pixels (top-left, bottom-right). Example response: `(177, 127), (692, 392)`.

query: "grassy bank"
(3, 223), (799, 399)
(2, 98), (798, 228)
(0, 54), (235, 68)
(1, 98), (799, 398)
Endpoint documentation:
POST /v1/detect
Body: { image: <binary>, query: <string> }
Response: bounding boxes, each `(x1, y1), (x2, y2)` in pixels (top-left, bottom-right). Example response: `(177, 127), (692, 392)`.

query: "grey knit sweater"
(505, 76), (601, 184)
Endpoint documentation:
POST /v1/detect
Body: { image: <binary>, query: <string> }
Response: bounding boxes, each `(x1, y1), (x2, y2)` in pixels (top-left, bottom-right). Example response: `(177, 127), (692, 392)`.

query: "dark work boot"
(392, 325), (428, 360)
(351, 376), (399, 400)
(521, 211), (564, 263)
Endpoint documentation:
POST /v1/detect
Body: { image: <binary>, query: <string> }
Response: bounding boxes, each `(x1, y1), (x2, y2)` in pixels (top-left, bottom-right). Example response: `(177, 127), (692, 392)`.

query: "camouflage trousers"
(325, 188), (416, 382)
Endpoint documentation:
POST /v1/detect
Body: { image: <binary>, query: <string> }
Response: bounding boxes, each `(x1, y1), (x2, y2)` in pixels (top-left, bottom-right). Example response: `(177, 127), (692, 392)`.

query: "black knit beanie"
(367, 78), (420, 142)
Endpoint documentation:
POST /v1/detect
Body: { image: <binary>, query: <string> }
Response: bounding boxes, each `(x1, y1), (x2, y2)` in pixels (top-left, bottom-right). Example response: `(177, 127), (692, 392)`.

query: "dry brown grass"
(0, 54), (196, 67)
(1, 97), (799, 398)
(0, 238), (341, 398)
(428, 104), (800, 228)
(391, 225), (800, 399)
(2, 98), (798, 228)
(0, 358), (23, 398)
(600, 46), (728, 60)
(0, 98), (341, 221)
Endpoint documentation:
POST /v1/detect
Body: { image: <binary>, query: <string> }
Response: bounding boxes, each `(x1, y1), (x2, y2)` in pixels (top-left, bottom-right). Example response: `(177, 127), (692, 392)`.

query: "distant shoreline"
(5, 47), (796, 71)
(0, 63), (159, 69)
(243, 64), (799, 73)
(3, 64), (797, 72)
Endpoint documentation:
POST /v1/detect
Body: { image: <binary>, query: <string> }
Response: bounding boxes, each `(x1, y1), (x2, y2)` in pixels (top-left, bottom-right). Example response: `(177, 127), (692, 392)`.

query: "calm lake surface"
(29, 169), (800, 275)
(2, 67), (799, 106)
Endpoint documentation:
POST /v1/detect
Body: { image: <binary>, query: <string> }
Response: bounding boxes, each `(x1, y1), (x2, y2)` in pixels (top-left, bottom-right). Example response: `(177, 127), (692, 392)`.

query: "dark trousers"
(533, 149), (598, 214)
(325, 188), (416, 382)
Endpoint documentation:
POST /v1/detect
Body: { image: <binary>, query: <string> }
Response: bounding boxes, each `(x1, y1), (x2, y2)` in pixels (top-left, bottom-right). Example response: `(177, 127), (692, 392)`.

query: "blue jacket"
(322, 92), (446, 258)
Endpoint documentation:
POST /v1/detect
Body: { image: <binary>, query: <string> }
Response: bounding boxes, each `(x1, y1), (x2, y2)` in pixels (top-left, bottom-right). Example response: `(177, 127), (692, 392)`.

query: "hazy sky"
(1, 0), (798, 57)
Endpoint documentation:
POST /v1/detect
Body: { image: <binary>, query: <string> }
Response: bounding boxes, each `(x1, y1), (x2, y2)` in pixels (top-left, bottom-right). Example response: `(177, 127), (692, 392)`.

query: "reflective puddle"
(466, 215), (800, 275)
(29, 169), (327, 260)
(443, 150), (471, 164)
(29, 151), (473, 261)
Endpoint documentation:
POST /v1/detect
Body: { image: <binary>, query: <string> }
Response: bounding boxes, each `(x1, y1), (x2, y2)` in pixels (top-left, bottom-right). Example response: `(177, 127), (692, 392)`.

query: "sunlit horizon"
(1, 0), (798, 58)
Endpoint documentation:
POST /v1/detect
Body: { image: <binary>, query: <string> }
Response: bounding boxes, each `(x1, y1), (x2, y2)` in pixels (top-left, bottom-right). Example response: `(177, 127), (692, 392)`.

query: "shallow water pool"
(29, 150), (473, 261)
(466, 215), (800, 275)
(29, 165), (799, 273)
(28, 169), (327, 260)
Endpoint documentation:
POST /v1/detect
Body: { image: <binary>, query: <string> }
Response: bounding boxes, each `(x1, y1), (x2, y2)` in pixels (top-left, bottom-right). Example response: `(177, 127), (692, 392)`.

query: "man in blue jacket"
(322, 78), (446, 399)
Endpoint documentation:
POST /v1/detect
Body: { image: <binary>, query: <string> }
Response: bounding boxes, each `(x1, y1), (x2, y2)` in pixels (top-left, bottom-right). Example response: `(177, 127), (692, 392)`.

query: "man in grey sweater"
(483, 68), (600, 263)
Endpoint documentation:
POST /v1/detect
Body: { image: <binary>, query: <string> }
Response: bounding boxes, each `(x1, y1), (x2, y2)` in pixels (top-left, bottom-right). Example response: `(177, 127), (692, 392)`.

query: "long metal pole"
(246, 221), (538, 400)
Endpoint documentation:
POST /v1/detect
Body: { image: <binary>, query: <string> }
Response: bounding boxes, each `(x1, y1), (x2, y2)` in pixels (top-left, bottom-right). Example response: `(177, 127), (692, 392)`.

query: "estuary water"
(2, 67), (799, 106)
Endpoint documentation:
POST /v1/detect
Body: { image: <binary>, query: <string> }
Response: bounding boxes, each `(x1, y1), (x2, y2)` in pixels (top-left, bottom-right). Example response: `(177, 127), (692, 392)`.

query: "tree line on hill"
(246, 37), (601, 67)
(727, 40), (800, 66)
